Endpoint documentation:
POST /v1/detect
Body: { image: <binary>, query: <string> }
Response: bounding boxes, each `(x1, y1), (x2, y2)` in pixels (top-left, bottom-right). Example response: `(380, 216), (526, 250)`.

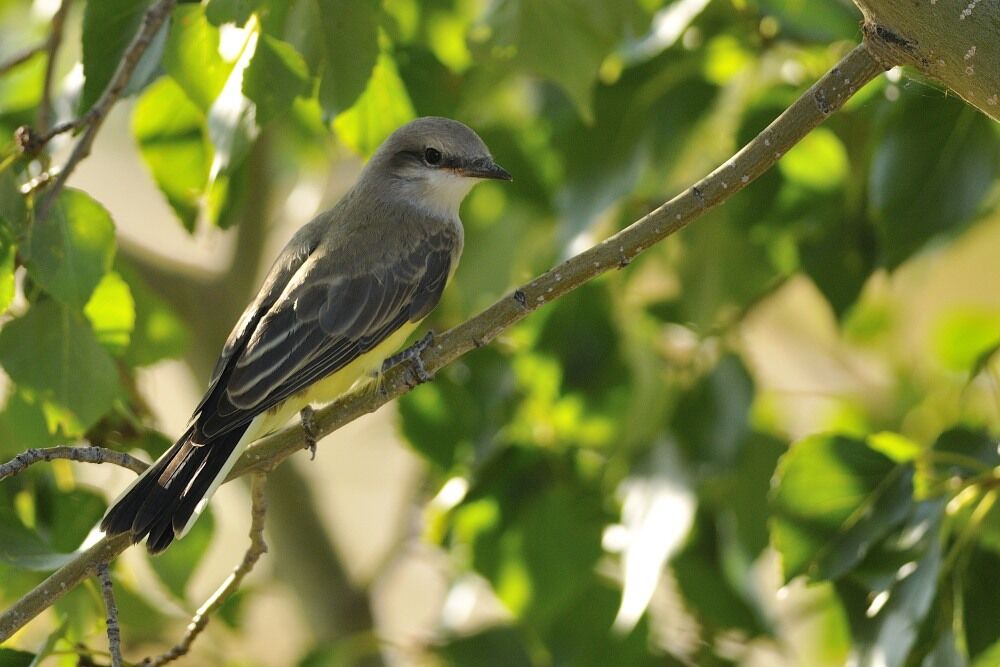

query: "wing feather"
(194, 225), (458, 441)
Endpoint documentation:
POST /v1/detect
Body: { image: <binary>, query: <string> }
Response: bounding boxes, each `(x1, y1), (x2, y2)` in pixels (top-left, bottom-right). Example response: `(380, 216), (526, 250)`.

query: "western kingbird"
(102, 117), (511, 553)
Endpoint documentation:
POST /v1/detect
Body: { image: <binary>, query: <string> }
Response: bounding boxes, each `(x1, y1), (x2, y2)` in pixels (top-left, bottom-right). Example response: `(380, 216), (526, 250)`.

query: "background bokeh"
(2, 0), (1000, 665)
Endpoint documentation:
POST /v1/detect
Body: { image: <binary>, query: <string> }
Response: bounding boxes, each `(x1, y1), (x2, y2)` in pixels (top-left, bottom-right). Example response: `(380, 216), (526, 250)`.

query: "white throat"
(409, 170), (478, 219)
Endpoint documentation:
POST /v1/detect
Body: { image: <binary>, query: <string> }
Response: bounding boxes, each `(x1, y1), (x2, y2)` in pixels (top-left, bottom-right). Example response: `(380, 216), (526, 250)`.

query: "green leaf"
(455, 448), (607, 627)
(205, 0), (259, 26)
(836, 501), (944, 667)
(671, 354), (754, 470)
(963, 547), (1000, 660)
(869, 89), (1000, 269)
(480, 0), (648, 121)
(673, 511), (767, 636)
(80, 0), (153, 114)
(399, 347), (517, 471)
(132, 76), (211, 232)
(0, 235), (15, 313)
(932, 308), (1000, 373)
(149, 509), (214, 600)
(0, 648), (35, 667)
(24, 188), (116, 309)
(163, 5), (231, 112)
(542, 581), (665, 667)
(770, 434), (914, 582)
(333, 50), (415, 157)
(84, 271), (136, 356)
(0, 391), (64, 457)
(243, 34), (310, 125)
(37, 488), (107, 553)
(315, 0), (379, 117)
(0, 169), (27, 237)
(779, 127), (848, 191)
(437, 626), (534, 667)
(0, 504), (75, 571)
(0, 300), (120, 435)
(119, 263), (189, 367)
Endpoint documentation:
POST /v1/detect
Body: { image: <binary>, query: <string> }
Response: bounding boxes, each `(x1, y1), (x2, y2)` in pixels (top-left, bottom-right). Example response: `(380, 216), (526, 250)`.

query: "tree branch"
(96, 563), (124, 667)
(33, 0), (177, 216)
(0, 43), (45, 77)
(0, 40), (887, 643)
(0, 445), (148, 481)
(141, 473), (269, 667)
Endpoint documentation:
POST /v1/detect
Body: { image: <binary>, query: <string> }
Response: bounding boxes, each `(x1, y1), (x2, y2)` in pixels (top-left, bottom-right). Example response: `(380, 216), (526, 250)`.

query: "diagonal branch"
(0, 39), (889, 643)
(0, 445), (148, 481)
(33, 0), (177, 216)
(141, 473), (269, 667)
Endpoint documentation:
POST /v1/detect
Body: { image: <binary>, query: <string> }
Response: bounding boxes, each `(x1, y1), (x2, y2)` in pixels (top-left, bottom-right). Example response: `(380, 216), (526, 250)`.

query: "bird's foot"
(382, 330), (435, 386)
(300, 405), (318, 460)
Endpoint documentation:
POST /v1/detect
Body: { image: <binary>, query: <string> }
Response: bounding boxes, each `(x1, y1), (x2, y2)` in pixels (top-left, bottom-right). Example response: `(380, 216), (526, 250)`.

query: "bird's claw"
(300, 405), (318, 460)
(382, 330), (435, 386)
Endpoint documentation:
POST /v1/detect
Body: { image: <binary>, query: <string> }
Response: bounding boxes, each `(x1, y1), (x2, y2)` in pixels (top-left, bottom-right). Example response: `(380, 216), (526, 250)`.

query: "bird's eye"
(424, 147), (442, 165)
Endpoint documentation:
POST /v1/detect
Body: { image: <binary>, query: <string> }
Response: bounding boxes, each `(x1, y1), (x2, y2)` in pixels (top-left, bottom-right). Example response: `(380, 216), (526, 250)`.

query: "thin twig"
(95, 563), (123, 667)
(0, 43), (46, 77)
(141, 473), (269, 667)
(0, 40), (889, 642)
(35, 0), (176, 217)
(36, 0), (73, 133)
(0, 445), (148, 481)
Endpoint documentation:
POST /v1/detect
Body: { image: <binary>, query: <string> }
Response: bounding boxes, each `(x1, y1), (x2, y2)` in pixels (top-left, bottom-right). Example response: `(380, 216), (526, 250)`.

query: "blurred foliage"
(1, 0), (999, 665)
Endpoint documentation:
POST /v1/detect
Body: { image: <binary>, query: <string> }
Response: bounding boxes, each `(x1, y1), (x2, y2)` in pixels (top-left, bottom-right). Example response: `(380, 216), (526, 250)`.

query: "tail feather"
(101, 424), (250, 554)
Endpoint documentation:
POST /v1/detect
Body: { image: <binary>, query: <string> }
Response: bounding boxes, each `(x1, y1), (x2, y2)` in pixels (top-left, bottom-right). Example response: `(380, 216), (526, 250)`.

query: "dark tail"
(101, 425), (248, 553)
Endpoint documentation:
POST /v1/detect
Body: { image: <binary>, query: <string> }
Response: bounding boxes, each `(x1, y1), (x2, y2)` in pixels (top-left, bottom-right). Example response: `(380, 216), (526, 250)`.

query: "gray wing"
(193, 225), (457, 441)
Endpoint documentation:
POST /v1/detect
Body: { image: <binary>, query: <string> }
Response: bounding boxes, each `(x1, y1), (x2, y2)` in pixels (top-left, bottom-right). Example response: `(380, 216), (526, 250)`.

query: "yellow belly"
(254, 322), (419, 435)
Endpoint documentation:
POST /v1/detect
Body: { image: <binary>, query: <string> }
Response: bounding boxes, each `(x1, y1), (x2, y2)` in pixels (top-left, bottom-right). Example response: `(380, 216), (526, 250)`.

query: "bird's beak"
(457, 156), (513, 181)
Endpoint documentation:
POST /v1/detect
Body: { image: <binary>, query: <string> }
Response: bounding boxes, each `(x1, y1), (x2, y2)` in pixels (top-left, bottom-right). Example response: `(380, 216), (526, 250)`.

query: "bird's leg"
(299, 405), (319, 460)
(382, 330), (435, 385)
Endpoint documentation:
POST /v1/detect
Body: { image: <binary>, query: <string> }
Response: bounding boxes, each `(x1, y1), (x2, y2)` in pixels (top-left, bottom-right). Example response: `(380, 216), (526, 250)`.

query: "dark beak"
(458, 156), (513, 181)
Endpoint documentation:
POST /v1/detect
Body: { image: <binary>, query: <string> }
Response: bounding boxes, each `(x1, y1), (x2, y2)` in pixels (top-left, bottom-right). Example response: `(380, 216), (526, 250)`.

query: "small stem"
(34, 0), (177, 217)
(141, 473), (269, 667)
(36, 0), (73, 133)
(0, 43), (46, 77)
(96, 563), (124, 667)
(0, 445), (148, 481)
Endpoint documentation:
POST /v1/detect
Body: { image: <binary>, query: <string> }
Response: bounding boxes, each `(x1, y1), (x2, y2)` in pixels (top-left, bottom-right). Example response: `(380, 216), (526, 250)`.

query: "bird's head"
(364, 117), (512, 218)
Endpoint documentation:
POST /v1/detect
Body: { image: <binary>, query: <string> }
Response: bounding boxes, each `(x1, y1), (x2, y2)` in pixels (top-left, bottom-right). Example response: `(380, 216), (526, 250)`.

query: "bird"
(101, 117), (511, 553)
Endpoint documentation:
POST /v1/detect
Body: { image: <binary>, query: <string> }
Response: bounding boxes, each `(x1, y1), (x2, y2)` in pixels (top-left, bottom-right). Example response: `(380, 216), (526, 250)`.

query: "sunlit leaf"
(243, 34), (310, 124)
(333, 50), (415, 156)
(779, 127), (848, 191)
(24, 189), (116, 309)
(770, 434), (914, 581)
(132, 76), (210, 232)
(932, 308), (1000, 373)
(0, 300), (120, 435)
(84, 271), (136, 355)
(0, 236), (15, 313)
(163, 5), (231, 112)
(0, 391), (64, 457)
(119, 263), (189, 367)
